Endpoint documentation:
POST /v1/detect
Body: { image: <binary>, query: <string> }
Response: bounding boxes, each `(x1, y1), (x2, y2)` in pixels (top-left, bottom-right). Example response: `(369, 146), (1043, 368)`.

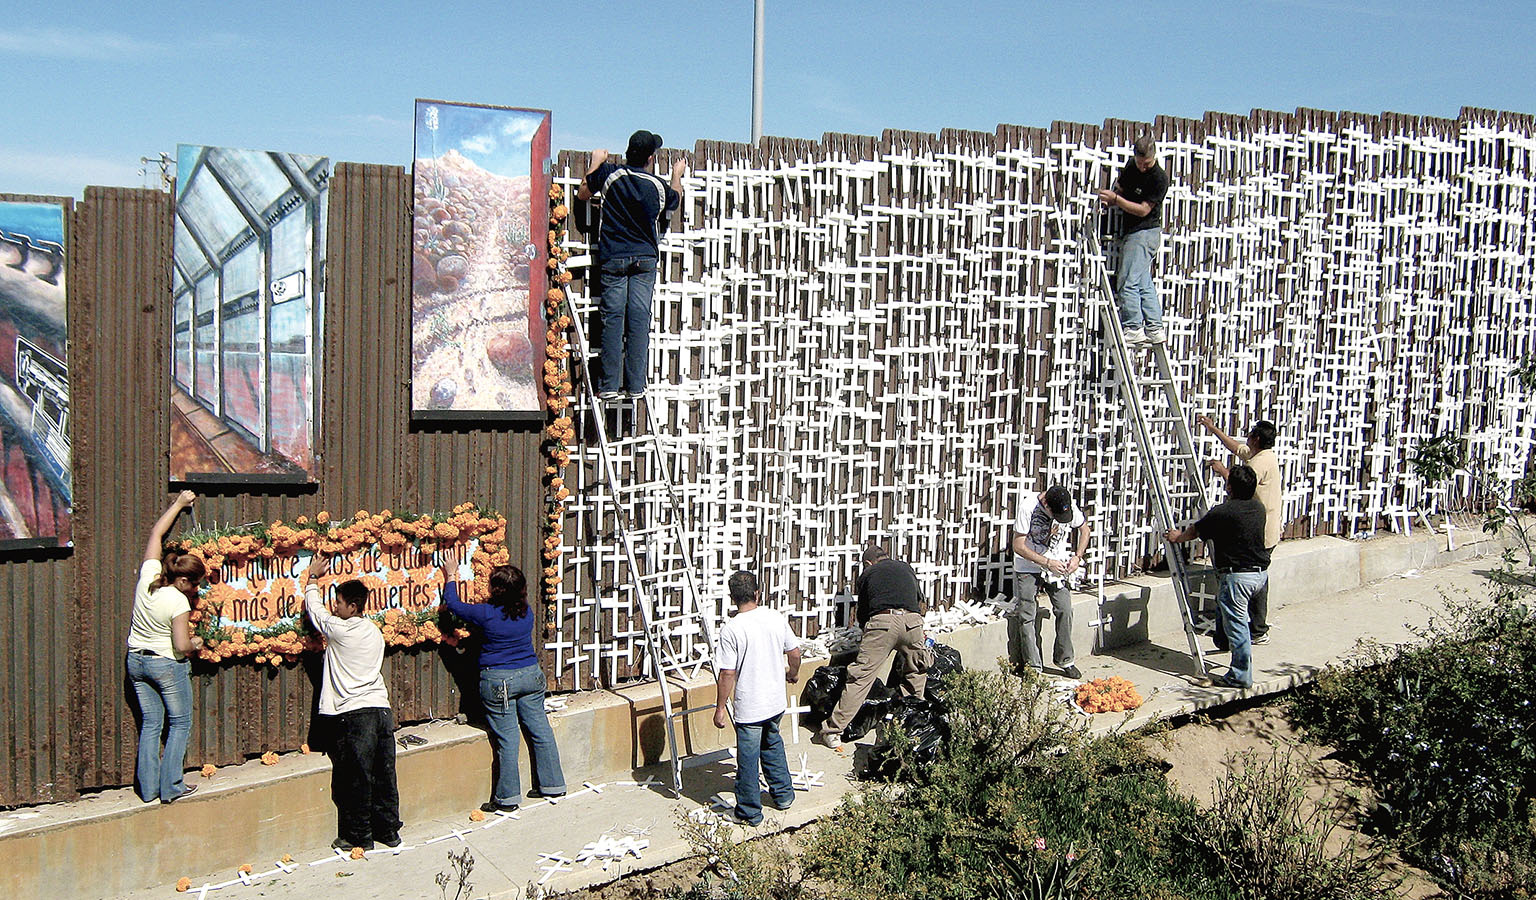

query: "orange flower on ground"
(260, 751), (280, 766)
(175, 877), (192, 892)
(300, 743), (310, 755)
(350, 846), (366, 860)
(200, 764), (216, 778)
(280, 854), (293, 864)
(1074, 676), (1143, 714)
(238, 864), (253, 875)
(469, 809), (486, 822)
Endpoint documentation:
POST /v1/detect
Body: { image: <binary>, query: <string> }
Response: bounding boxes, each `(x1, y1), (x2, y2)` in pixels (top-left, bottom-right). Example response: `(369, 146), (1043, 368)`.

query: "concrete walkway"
(112, 544), (1497, 900)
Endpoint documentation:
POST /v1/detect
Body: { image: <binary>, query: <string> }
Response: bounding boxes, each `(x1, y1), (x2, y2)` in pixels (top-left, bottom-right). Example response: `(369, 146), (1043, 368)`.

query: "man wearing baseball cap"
(577, 130), (687, 400)
(1010, 484), (1091, 679)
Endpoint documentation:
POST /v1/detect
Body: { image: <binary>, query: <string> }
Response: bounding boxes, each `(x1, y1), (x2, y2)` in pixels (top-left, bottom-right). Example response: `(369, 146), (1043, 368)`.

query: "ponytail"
(151, 548), (207, 592)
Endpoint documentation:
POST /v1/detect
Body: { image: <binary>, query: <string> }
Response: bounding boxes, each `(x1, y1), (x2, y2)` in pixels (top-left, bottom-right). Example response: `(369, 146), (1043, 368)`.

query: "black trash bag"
(798, 665), (893, 740)
(866, 695), (951, 780)
(799, 665), (846, 730)
(924, 643), (963, 699)
(841, 678), (892, 742)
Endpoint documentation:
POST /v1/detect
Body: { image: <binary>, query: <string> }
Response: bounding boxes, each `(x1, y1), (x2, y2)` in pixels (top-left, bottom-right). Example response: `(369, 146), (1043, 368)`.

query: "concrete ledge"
(3, 528), (1508, 900)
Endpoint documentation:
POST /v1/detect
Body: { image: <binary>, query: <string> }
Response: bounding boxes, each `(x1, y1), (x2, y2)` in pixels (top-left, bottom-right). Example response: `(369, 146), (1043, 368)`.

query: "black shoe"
(1213, 673), (1251, 690)
(1251, 633), (1270, 645)
(332, 837), (374, 851)
(526, 788), (566, 799)
(725, 808), (763, 826)
(164, 784), (198, 803)
(1060, 665), (1083, 680)
(375, 833), (402, 848)
(765, 797), (794, 811)
(480, 801), (519, 813)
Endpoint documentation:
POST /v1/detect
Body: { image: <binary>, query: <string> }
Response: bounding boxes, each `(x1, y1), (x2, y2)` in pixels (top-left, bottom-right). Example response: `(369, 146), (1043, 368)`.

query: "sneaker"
(625, 390), (646, 400)
(1059, 665), (1083, 680)
(480, 800), (520, 813)
(726, 808), (763, 827)
(1122, 328), (1147, 346)
(596, 390), (622, 401)
(765, 796), (794, 812)
(164, 784), (197, 803)
(813, 731), (848, 754)
(1251, 633), (1270, 645)
(332, 837), (374, 852)
(375, 833), (402, 848)
(526, 788), (566, 799)
(1144, 326), (1166, 344)
(1213, 673), (1252, 690)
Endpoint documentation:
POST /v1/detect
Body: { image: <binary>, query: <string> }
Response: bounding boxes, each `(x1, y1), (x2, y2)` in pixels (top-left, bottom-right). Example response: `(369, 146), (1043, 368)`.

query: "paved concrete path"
(118, 554), (1492, 900)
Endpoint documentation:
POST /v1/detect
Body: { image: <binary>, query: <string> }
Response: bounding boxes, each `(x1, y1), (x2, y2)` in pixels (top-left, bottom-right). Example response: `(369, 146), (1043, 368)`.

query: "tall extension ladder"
(1079, 213), (1213, 678)
(565, 311), (719, 797)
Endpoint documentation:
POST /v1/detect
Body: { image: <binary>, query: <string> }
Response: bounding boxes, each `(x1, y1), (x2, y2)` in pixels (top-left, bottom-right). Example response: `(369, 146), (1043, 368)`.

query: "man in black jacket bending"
(814, 544), (931, 753)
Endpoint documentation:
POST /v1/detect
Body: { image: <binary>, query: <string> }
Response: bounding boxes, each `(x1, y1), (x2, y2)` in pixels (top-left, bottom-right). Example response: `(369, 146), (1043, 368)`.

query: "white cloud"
(0, 148), (144, 197)
(0, 27), (245, 61)
(0, 27), (166, 60)
(500, 117), (542, 144)
(460, 134), (497, 155)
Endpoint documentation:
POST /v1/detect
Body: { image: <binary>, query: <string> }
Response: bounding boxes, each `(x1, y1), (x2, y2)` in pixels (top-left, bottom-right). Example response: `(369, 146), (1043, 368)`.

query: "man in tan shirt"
(1198, 417), (1281, 645)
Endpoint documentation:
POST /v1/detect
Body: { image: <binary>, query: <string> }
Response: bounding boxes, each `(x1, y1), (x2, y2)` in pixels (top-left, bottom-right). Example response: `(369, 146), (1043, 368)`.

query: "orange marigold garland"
(178, 504), (506, 665)
(542, 183), (575, 623)
(1073, 676), (1144, 714)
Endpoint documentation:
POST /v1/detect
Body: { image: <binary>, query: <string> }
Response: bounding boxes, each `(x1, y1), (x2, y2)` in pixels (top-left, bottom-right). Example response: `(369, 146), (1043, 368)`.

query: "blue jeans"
(126, 651), (193, 802)
(1116, 227), (1162, 330)
(597, 255), (658, 394)
(733, 713), (794, 824)
(1216, 571), (1268, 687)
(480, 665), (565, 805)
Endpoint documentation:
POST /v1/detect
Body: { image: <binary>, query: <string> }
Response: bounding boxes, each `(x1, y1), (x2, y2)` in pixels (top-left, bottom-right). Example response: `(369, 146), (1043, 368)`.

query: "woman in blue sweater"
(441, 564), (566, 813)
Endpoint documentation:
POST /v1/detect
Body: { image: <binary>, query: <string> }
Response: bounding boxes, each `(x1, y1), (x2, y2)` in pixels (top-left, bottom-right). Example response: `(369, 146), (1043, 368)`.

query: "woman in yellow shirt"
(125, 490), (206, 803)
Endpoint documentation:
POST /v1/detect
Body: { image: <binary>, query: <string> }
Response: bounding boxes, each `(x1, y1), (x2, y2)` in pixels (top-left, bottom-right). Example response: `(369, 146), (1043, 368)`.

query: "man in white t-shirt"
(1011, 485), (1092, 679)
(713, 570), (802, 826)
(303, 556), (400, 852)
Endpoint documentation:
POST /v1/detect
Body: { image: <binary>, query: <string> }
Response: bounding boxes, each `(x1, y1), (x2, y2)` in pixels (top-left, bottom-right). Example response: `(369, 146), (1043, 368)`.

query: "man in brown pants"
(814, 545), (931, 754)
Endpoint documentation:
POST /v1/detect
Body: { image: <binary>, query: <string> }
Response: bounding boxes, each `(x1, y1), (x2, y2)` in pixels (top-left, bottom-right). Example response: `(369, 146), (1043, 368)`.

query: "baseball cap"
(1042, 486), (1074, 524)
(626, 130), (664, 164)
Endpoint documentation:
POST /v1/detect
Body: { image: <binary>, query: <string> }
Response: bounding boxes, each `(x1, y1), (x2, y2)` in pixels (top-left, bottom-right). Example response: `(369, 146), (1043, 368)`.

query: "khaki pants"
(820, 611), (931, 738)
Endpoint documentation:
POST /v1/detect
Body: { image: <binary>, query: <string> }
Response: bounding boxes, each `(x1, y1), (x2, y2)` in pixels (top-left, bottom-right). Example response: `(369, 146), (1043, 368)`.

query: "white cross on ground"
(784, 695), (812, 744)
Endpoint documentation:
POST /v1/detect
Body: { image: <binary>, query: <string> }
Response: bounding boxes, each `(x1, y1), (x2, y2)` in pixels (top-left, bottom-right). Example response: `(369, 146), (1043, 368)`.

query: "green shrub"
(802, 667), (1237, 900)
(673, 808), (808, 900)
(1192, 747), (1396, 900)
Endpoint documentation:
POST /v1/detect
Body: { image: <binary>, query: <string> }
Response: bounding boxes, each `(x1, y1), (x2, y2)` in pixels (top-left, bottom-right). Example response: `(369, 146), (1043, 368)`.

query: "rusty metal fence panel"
(1, 166), (545, 806)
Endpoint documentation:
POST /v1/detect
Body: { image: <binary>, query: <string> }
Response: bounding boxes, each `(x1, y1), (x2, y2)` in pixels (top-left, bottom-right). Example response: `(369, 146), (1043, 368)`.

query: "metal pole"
(751, 0), (764, 144)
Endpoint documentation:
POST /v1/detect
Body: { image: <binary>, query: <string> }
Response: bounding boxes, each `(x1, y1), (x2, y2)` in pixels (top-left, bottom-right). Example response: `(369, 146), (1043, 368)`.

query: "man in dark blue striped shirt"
(577, 130), (686, 400)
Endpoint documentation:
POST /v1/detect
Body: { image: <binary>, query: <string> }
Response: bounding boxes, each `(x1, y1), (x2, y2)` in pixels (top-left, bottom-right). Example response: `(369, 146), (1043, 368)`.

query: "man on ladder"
(1096, 136), (1171, 347)
(577, 130), (687, 401)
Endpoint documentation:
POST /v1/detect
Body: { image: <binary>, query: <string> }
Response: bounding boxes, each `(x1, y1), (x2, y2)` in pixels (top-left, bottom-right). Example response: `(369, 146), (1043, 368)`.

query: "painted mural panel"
(170, 145), (328, 482)
(0, 199), (70, 547)
(411, 99), (551, 418)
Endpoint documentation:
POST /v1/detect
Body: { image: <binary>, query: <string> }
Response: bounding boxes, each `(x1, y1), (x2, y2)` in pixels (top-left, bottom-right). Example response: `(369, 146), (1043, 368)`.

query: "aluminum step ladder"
(565, 310), (719, 797)
(1079, 213), (1212, 678)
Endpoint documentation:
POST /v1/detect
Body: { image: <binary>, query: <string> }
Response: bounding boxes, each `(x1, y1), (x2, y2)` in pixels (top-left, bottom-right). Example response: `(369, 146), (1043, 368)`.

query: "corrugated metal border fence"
(3, 103), (1536, 804)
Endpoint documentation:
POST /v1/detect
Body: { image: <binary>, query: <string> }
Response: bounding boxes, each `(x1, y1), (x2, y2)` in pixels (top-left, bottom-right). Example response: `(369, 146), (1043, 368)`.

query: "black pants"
(329, 707), (401, 845)
(1213, 577), (1269, 647)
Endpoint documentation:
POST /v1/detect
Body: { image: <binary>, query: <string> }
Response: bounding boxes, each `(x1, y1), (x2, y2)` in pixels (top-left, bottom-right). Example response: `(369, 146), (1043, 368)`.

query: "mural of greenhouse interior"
(170, 144), (328, 482)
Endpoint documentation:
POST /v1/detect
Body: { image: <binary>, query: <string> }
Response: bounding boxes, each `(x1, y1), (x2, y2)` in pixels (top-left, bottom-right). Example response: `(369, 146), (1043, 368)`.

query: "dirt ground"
(560, 703), (1446, 899)
(1147, 703), (1444, 899)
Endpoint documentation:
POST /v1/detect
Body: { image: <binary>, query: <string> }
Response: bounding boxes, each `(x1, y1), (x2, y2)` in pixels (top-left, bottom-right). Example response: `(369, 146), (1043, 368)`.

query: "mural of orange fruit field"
(410, 99), (551, 420)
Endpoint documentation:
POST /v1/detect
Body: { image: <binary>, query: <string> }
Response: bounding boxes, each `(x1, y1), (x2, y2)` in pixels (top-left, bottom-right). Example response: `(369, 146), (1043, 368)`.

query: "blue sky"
(2, 0), (1532, 198)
